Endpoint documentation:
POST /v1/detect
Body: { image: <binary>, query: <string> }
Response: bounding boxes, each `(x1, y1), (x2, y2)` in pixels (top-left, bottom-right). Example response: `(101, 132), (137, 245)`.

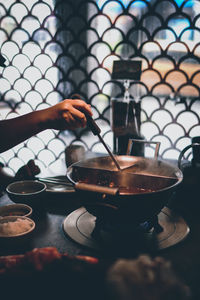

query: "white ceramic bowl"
(6, 180), (46, 207)
(0, 216), (35, 243)
(0, 204), (33, 218)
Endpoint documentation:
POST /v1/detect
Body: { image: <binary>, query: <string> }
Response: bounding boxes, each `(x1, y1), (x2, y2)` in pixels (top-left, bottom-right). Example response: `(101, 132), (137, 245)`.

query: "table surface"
(0, 156), (100, 257)
(1, 155), (200, 298)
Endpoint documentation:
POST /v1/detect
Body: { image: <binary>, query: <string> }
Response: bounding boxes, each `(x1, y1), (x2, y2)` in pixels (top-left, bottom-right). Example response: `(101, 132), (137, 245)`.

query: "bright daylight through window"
(0, 0), (199, 176)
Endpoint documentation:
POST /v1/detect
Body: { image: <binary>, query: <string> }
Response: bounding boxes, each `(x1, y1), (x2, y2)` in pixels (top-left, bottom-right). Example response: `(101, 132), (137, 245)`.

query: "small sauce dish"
(0, 204), (33, 218)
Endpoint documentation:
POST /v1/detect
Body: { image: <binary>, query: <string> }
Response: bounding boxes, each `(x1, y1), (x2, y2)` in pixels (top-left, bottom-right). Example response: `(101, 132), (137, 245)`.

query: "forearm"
(0, 99), (92, 153)
(0, 110), (46, 153)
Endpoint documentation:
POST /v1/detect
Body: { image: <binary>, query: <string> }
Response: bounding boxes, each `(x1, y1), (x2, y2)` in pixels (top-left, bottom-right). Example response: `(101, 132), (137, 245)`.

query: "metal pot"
(67, 154), (183, 225)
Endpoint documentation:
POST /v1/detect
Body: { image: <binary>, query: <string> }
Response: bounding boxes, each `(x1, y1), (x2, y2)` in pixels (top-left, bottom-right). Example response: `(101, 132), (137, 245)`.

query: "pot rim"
(67, 155), (183, 196)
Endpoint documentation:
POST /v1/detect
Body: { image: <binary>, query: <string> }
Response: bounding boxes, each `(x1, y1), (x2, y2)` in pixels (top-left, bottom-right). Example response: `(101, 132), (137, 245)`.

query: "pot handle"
(178, 143), (200, 170)
(126, 139), (160, 158)
(75, 182), (119, 195)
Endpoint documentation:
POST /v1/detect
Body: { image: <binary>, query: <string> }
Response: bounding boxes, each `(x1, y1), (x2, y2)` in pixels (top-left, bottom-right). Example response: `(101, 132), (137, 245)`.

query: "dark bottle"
(181, 136), (200, 193)
(191, 136), (200, 166)
(115, 100), (144, 156)
(111, 99), (129, 137)
(173, 136), (200, 212)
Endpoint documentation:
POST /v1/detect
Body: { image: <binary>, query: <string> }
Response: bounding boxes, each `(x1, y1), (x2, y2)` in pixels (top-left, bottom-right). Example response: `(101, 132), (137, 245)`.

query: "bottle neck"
(127, 100), (141, 137)
(192, 139), (200, 165)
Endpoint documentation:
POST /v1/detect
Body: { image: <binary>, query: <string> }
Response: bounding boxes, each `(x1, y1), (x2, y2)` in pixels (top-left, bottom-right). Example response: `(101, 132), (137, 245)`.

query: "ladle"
(85, 113), (121, 171)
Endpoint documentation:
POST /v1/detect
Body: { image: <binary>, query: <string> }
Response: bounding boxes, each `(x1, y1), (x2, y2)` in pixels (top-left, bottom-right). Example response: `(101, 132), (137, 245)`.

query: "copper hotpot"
(67, 154), (183, 225)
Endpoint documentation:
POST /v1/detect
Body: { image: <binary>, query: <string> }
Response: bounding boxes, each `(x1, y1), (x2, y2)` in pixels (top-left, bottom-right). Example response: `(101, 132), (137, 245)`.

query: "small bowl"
(0, 216), (35, 244)
(0, 204), (33, 218)
(6, 180), (46, 207)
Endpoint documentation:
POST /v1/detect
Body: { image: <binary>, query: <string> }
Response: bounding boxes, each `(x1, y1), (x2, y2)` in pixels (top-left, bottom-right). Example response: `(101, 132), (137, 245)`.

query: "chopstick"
(38, 177), (73, 186)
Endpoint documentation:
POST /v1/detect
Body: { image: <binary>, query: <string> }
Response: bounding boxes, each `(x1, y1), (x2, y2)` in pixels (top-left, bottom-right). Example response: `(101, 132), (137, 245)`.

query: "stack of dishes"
(0, 203), (35, 245)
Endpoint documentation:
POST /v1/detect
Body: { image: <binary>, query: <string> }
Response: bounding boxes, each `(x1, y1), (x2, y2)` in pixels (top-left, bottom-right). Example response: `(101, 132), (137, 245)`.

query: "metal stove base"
(62, 207), (190, 251)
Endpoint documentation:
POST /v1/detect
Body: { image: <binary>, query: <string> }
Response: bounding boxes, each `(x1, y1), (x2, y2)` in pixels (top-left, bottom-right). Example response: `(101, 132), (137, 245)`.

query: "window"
(0, 0), (200, 175)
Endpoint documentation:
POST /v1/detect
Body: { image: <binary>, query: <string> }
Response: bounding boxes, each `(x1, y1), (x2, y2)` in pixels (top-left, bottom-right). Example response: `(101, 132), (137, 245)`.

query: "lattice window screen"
(0, 0), (200, 175)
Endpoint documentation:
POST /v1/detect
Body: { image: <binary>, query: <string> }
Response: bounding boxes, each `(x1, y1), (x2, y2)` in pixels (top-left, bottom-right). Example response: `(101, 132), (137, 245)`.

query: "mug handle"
(178, 143), (200, 170)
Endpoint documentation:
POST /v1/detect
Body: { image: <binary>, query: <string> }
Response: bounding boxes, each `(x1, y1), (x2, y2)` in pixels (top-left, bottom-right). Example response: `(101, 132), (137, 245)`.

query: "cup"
(65, 145), (85, 167)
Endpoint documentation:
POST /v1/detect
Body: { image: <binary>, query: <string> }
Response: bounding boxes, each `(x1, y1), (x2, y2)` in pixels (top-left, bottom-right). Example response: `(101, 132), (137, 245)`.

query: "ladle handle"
(85, 113), (101, 136)
(70, 94), (101, 136)
(85, 112), (121, 171)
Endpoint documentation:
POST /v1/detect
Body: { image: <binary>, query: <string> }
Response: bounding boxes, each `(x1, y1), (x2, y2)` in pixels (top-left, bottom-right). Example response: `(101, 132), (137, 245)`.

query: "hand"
(15, 160), (40, 181)
(42, 99), (92, 131)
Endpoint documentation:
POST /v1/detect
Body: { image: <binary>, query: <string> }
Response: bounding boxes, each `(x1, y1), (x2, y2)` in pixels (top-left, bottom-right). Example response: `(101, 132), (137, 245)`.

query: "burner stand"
(63, 207), (190, 253)
(92, 213), (163, 238)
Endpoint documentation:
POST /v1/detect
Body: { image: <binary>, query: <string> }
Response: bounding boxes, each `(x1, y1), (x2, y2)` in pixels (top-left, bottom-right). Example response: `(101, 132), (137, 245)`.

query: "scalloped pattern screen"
(0, 0), (200, 174)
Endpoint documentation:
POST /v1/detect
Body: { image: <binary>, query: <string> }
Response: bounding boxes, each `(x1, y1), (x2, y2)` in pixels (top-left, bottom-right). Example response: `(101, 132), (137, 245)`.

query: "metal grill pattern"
(0, 0), (200, 174)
